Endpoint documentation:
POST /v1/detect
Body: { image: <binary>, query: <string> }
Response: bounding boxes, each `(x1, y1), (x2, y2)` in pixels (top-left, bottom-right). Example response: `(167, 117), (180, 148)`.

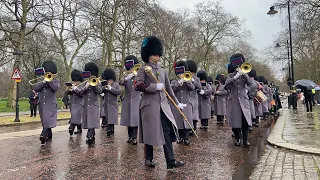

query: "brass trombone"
(78, 76), (101, 87)
(124, 64), (141, 76)
(29, 72), (58, 85)
(239, 62), (252, 74)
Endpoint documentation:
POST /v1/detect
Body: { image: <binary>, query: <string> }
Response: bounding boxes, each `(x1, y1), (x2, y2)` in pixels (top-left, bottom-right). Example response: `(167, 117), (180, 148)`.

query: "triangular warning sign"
(11, 68), (22, 79)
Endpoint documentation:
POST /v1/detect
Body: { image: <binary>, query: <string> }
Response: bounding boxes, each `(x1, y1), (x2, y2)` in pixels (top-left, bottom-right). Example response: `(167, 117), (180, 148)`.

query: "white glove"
(178, 78), (185, 85)
(106, 85), (112, 90)
(156, 83), (164, 90)
(125, 73), (134, 81)
(199, 89), (205, 95)
(216, 91), (220, 94)
(233, 71), (242, 80)
(85, 82), (90, 88)
(178, 103), (187, 110)
(100, 93), (105, 97)
(72, 85), (77, 91)
(245, 89), (248, 94)
(192, 78), (195, 82)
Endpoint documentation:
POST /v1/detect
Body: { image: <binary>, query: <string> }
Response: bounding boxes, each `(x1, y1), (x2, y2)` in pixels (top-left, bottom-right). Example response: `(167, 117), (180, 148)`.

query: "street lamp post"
(13, 49), (23, 122)
(268, 1), (294, 83)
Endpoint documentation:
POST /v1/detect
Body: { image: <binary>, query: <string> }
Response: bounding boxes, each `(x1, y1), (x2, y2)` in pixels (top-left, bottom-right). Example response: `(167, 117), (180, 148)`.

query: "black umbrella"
(295, 79), (316, 90)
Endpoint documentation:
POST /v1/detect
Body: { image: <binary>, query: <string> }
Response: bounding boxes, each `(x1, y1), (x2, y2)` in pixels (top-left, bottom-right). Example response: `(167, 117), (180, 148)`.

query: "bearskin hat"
(230, 53), (245, 67)
(124, 55), (139, 71)
(174, 61), (188, 75)
(258, 76), (266, 83)
(102, 68), (116, 81)
(84, 62), (99, 77)
(197, 70), (207, 81)
(248, 68), (257, 78)
(71, 69), (83, 82)
(227, 63), (235, 74)
(141, 36), (163, 63)
(186, 60), (198, 73)
(207, 76), (213, 84)
(42, 60), (57, 74)
(265, 79), (269, 85)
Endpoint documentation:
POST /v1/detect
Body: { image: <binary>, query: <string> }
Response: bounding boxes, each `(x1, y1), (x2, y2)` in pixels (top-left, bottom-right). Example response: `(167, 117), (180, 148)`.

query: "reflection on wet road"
(0, 117), (275, 179)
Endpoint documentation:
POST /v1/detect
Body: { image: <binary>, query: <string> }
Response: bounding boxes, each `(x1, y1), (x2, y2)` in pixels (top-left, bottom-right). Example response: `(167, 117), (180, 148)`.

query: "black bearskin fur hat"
(141, 36), (163, 63)
(71, 69), (83, 82)
(207, 76), (213, 84)
(84, 62), (99, 77)
(174, 61), (188, 75)
(186, 60), (198, 73)
(230, 53), (246, 67)
(197, 70), (207, 81)
(124, 55), (139, 70)
(102, 68), (116, 81)
(248, 68), (257, 78)
(258, 76), (266, 83)
(227, 63), (235, 74)
(42, 60), (57, 74)
(265, 79), (269, 85)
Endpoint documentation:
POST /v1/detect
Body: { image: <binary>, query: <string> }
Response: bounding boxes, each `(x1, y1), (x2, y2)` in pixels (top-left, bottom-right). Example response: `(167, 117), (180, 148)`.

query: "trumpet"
(239, 62), (252, 74)
(29, 72), (58, 85)
(181, 71), (193, 81)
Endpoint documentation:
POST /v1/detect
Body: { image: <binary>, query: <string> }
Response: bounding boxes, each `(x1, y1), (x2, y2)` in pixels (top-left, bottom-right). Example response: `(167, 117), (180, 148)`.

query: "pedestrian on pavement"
(225, 53), (252, 147)
(135, 35), (184, 169)
(301, 86), (313, 112)
(170, 60), (195, 146)
(77, 62), (102, 145)
(185, 60), (201, 136)
(67, 69), (83, 136)
(213, 74), (228, 125)
(119, 55), (141, 145)
(197, 71), (213, 130)
(102, 68), (121, 137)
(246, 69), (258, 131)
(62, 91), (69, 109)
(34, 60), (60, 144)
(28, 90), (39, 117)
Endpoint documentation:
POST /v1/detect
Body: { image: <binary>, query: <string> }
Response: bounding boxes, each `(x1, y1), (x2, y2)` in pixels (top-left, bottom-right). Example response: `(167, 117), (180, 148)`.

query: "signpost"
(12, 50), (23, 122)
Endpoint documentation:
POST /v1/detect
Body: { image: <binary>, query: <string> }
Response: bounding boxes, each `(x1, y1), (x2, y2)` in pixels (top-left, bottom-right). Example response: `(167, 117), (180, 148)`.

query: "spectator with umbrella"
(295, 79), (317, 113)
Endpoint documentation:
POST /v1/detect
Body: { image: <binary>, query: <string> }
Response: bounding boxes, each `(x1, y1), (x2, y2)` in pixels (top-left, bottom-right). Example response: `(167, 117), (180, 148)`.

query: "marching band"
(31, 35), (282, 169)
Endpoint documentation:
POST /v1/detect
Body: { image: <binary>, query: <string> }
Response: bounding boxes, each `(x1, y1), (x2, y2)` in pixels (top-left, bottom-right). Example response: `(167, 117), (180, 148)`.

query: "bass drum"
(254, 90), (267, 104)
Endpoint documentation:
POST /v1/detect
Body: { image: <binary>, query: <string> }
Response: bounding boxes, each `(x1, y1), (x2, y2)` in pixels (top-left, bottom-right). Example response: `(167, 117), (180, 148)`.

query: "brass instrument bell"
(28, 72), (57, 85)
(240, 62), (252, 74)
(181, 71), (193, 81)
(132, 64), (141, 75)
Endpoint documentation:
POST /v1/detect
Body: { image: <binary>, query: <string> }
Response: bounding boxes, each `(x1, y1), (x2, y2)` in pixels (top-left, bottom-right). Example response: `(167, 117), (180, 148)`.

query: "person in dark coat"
(34, 60), (60, 144)
(197, 71), (213, 130)
(225, 54), (252, 147)
(119, 55), (141, 145)
(67, 69), (84, 135)
(301, 86), (313, 112)
(102, 68), (121, 137)
(62, 92), (69, 109)
(29, 90), (39, 117)
(77, 62), (102, 144)
(170, 61), (195, 145)
(213, 74), (228, 124)
(135, 36), (184, 169)
(186, 60), (201, 136)
(207, 76), (215, 119)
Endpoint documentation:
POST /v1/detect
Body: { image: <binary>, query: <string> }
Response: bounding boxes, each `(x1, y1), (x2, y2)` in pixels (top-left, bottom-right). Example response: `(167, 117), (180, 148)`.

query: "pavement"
(0, 116), (274, 179)
(0, 109), (69, 117)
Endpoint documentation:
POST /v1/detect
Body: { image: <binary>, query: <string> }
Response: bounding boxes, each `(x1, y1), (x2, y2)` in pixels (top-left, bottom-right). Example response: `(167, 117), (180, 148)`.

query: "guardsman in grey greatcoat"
(258, 76), (269, 119)
(77, 62), (102, 145)
(213, 74), (228, 124)
(170, 61), (195, 146)
(67, 69), (84, 135)
(120, 55), (141, 145)
(135, 36), (184, 169)
(102, 68), (121, 137)
(100, 71), (107, 128)
(197, 71), (213, 130)
(207, 76), (215, 119)
(186, 60), (201, 136)
(225, 54), (252, 147)
(246, 69), (258, 132)
(34, 60), (60, 144)
(265, 80), (273, 113)
(253, 75), (263, 126)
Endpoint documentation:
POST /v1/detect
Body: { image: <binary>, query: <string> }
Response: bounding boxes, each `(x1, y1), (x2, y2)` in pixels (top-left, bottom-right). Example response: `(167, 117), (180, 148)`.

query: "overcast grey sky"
(160, 0), (285, 56)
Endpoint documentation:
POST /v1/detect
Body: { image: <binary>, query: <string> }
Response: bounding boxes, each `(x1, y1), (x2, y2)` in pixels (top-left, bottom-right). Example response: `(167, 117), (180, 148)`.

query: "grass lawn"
(0, 100), (64, 112)
(0, 111), (70, 125)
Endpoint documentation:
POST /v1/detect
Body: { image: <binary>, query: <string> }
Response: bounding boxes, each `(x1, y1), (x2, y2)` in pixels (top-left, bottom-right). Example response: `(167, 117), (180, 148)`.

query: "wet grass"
(0, 100), (64, 112)
(0, 111), (70, 125)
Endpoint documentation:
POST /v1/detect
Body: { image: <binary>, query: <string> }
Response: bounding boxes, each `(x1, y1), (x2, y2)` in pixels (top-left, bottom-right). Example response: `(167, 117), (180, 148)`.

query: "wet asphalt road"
(0, 117), (275, 180)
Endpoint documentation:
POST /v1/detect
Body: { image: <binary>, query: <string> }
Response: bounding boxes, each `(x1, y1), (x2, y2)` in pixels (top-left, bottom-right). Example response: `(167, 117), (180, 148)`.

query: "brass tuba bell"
(240, 62), (252, 74)
(182, 71), (193, 81)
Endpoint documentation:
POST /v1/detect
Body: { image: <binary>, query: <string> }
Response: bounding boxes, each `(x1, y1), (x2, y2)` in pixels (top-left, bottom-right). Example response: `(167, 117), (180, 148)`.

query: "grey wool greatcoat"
(100, 94), (105, 118)
(34, 79), (60, 129)
(102, 83), (121, 125)
(171, 79), (195, 129)
(66, 89), (83, 125)
(210, 84), (216, 114)
(254, 80), (263, 117)
(119, 77), (141, 127)
(198, 83), (213, 119)
(213, 84), (228, 116)
(266, 86), (273, 109)
(76, 84), (102, 129)
(225, 73), (252, 128)
(262, 85), (269, 113)
(246, 78), (258, 119)
(189, 77), (201, 121)
(135, 62), (179, 147)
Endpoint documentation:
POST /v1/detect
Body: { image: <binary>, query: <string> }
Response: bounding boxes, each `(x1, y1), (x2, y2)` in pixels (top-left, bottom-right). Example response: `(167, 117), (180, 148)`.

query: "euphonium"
(240, 62), (252, 74)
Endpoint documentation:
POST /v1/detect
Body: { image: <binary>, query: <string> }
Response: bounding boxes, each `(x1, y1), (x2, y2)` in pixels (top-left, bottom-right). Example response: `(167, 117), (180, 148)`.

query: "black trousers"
(178, 129), (190, 140)
(87, 129), (95, 139)
(201, 119), (208, 126)
(69, 124), (81, 131)
(232, 113), (249, 141)
(40, 128), (52, 139)
(30, 104), (37, 116)
(193, 120), (197, 130)
(101, 117), (107, 126)
(217, 115), (224, 122)
(107, 124), (114, 131)
(145, 110), (175, 164)
(305, 97), (313, 112)
(128, 126), (138, 139)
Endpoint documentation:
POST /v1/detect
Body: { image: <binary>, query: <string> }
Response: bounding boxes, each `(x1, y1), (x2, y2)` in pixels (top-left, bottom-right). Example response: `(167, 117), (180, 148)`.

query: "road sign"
(11, 68), (22, 80)
(15, 79), (21, 83)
